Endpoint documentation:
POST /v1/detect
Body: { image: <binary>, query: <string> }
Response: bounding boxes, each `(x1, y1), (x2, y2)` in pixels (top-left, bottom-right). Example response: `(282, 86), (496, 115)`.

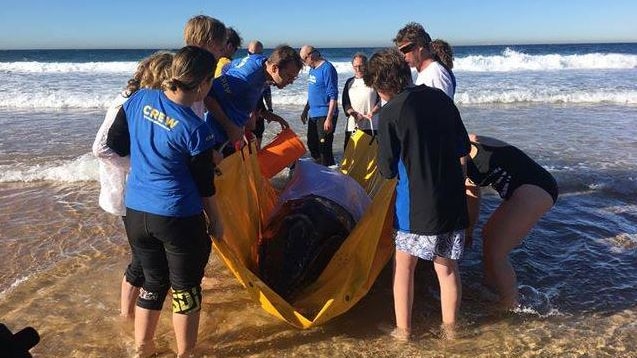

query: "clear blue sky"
(1, 0), (636, 49)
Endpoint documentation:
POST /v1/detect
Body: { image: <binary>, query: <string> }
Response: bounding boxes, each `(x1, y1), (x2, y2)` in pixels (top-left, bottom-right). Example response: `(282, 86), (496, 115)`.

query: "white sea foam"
(0, 91), (116, 109)
(0, 153), (98, 183)
(275, 87), (637, 106)
(1, 49), (635, 109)
(1, 50), (634, 75)
(455, 48), (637, 72)
(0, 61), (137, 74)
(0, 275), (32, 296)
(1, 86), (634, 109)
(454, 89), (637, 105)
(299, 49), (637, 73)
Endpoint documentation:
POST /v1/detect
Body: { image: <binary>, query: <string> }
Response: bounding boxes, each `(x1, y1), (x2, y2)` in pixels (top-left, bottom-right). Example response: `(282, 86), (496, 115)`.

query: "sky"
(1, 0), (636, 49)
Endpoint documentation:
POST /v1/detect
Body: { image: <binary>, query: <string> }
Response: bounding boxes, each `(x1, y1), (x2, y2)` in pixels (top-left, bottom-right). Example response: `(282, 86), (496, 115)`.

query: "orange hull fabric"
(257, 128), (306, 179)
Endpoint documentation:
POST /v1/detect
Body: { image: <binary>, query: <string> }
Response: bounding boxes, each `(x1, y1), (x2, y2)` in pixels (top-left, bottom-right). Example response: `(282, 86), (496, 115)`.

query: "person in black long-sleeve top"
(363, 48), (469, 340)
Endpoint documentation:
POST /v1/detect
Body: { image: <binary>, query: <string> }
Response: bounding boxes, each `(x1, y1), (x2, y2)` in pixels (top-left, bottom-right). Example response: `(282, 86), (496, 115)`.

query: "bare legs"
(173, 310), (201, 358)
(482, 185), (554, 308)
(393, 250), (417, 336)
(120, 277), (140, 319)
(393, 250), (462, 339)
(134, 307), (160, 357)
(433, 256), (461, 327)
(133, 296), (202, 357)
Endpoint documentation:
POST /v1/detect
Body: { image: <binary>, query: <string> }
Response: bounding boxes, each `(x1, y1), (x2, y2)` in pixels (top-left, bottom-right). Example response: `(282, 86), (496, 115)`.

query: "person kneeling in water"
(465, 133), (559, 309)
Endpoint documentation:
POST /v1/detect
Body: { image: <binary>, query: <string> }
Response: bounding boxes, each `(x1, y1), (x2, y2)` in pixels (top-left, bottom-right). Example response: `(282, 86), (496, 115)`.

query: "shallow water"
(1, 102), (636, 357)
(1, 44), (637, 356)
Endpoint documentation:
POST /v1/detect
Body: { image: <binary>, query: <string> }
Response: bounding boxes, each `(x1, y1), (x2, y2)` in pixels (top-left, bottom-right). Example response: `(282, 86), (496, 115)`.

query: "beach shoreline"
(1, 43), (636, 356)
(1, 180), (635, 357)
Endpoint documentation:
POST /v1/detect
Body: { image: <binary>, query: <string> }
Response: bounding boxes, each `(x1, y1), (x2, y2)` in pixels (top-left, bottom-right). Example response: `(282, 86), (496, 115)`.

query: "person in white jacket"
(91, 51), (173, 319)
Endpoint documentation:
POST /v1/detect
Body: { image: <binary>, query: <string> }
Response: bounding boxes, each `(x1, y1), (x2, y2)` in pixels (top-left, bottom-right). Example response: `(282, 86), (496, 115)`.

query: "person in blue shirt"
(106, 46), (221, 358)
(299, 45), (339, 166)
(204, 45), (303, 155)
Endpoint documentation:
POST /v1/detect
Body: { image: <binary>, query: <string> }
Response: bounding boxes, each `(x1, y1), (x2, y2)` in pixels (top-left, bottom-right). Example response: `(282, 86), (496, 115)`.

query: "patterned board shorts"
(394, 229), (465, 261)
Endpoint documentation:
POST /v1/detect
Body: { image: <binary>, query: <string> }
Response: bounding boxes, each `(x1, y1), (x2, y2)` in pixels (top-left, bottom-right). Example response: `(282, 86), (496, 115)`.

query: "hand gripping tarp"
(212, 129), (396, 329)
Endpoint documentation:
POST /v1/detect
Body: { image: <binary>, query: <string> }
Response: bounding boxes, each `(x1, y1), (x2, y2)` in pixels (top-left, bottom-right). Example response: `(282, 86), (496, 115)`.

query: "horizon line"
(1, 40), (636, 51)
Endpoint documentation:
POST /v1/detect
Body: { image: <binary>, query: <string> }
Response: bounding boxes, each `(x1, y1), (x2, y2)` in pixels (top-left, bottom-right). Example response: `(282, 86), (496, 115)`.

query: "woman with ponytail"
(107, 46), (220, 358)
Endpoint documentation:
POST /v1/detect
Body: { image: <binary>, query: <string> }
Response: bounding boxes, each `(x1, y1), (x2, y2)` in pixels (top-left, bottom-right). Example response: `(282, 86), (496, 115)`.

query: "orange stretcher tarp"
(212, 130), (395, 329)
(257, 128), (306, 179)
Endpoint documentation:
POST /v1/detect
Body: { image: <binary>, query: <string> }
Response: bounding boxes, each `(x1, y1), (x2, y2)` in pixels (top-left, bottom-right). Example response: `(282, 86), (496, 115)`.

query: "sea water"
(0, 44), (636, 357)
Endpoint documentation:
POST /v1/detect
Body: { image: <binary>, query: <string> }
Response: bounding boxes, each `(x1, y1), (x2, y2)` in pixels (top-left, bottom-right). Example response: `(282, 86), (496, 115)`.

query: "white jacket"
(92, 94), (129, 216)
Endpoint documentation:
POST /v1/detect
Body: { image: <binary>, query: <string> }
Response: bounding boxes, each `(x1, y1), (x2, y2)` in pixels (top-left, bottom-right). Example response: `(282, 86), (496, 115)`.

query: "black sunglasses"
(399, 42), (416, 54)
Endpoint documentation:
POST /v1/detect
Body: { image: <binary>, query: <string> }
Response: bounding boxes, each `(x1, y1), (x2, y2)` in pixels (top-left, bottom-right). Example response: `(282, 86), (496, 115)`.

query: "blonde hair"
(125, 51), (174, 96)
(183, 15), (226, 49)
(162, 46), (216, 92)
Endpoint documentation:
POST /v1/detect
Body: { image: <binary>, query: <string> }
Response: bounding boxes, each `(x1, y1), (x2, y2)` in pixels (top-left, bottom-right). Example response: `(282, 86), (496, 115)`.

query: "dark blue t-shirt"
(205, 54), (267, 144)
(124, 88), (215, 217)
(307, 60), (338, 119)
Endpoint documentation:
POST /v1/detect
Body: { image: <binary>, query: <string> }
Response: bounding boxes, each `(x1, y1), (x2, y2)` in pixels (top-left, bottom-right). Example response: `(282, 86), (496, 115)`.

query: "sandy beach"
(1, 44), (636, 356)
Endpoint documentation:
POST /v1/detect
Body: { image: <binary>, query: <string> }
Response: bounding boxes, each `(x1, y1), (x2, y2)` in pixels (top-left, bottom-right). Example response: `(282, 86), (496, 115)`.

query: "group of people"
(93, 15), (305, 357)
(367, 22), (559, 340)
(91, 15), (559, 356)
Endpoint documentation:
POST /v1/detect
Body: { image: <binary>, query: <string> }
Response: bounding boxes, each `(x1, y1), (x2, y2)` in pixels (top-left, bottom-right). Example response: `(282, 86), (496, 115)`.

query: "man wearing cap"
(299, 45), (339, 166)
(394, 22), (455, 99)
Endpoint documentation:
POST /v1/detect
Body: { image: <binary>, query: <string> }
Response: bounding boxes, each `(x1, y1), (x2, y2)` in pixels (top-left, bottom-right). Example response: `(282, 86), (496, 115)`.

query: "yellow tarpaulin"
(212, 130), (396, 329)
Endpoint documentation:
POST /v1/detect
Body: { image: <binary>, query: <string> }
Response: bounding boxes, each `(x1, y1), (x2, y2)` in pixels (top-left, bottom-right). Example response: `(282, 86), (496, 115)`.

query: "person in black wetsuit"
(465, 133), (558, 309)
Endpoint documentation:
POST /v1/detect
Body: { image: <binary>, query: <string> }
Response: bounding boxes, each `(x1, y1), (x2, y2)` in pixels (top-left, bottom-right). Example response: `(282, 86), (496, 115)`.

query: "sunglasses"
(399, 42), (416, 54)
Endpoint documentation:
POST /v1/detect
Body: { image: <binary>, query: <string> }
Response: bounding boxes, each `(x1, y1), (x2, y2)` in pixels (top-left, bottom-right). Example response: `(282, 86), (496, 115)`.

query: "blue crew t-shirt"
(205, 54), (267, 144)
(124, 88), (215, 217)
(307, 60), (339, 119)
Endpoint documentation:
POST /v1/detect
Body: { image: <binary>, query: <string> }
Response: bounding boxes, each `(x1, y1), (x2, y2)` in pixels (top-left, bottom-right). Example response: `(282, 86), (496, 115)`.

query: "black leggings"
(123, 216), (145, 287)
(124, 208), (211, 309)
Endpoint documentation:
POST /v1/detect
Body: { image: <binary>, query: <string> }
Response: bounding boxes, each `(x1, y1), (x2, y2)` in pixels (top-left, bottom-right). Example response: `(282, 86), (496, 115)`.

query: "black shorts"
(124, 208), (212, 293)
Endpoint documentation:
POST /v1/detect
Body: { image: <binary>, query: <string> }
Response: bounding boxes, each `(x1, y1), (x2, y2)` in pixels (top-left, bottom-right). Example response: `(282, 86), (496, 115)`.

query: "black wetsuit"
(467, 141), (559, 203)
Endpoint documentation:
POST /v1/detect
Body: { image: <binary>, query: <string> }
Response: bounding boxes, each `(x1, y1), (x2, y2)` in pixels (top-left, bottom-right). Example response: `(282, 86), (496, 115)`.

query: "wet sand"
(1, 184), (635, 357)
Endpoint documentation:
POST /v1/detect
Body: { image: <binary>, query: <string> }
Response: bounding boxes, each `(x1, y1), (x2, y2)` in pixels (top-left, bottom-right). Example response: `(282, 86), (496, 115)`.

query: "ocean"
(0, 43), (636, 357)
